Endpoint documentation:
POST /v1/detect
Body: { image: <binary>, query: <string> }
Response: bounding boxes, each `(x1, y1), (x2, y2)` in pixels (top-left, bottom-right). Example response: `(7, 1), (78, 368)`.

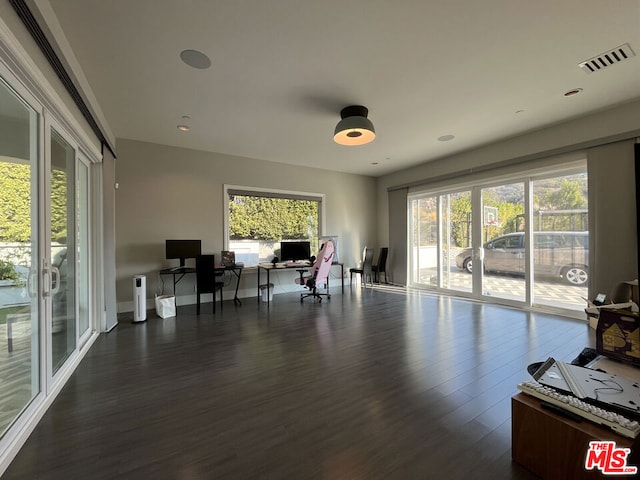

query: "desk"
(256, 263), (344, 305)
(159, 267), (195, 310)
(159, 265), (243, 307)
(512, 392), (639, 479)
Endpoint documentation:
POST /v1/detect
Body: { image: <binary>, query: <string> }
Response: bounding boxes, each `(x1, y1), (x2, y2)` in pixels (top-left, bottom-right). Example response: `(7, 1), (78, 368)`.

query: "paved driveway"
(419, 268), (587, 311)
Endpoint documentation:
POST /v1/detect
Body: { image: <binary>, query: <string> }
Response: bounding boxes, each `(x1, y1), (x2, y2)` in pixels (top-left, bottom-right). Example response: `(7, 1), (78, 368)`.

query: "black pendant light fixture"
(333, 105), (376, 146)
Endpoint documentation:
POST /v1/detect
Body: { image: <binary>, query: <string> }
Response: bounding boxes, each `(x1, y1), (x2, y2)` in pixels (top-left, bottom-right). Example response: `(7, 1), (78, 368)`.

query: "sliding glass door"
(410, 191), (473, 293)
(441, 191), (472, 293)
(480, 182), (525, 303)
(0, 78), (40, 437)
(77, 158), (91, 344)
(49, 128), (77, 375)
(0, 73), (93, 440)
(409, 166), (588, 314)
(411, 196), (437, 286)
(531, 173), (588, 309)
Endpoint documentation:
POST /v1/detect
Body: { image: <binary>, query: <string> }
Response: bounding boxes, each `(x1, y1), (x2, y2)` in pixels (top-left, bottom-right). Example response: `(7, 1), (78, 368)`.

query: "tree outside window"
(227, 192), (320, 266)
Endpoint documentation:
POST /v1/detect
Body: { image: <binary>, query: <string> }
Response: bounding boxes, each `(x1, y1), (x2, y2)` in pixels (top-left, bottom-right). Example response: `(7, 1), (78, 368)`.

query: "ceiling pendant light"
(333, 105), (375, 146)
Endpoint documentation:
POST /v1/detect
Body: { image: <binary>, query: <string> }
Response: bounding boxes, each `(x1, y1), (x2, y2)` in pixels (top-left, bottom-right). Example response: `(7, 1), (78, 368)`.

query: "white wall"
(377, 99), (640, 296)
(115, 139), (377, 311)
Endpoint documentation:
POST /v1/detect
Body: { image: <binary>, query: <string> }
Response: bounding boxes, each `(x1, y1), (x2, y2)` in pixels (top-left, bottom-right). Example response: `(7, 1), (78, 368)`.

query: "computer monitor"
(165, 239), (201, 267)
(280, 241), (311, 262)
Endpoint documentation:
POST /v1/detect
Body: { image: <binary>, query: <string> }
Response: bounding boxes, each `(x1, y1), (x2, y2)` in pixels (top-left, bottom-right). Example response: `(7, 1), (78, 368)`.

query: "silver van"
(454, 231), (589, 285)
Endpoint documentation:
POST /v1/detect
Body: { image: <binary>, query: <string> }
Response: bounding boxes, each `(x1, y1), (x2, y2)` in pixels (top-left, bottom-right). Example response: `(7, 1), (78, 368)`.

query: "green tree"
(449, 193), (471, 247)
(547, 179), (587, 209)
(0, 163), (31, 242)
(0, 163), (69, 243)
(50, 169), (69, 242)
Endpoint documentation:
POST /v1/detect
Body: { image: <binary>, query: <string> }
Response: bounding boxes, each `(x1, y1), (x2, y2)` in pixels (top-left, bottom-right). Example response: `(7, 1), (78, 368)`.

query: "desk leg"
(234, 269), (242, 305)
(257, 267), (261, 304)
(341, 264), (344, 293)
(267, 269), (271, 306)
(173, 274), (178, 312)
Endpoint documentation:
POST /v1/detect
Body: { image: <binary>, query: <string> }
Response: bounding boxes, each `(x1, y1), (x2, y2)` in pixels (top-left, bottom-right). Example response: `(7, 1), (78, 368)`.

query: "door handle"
(42, 268), (50, 299)
(27, 268), (38, 298)
(51, 265), (61, 295)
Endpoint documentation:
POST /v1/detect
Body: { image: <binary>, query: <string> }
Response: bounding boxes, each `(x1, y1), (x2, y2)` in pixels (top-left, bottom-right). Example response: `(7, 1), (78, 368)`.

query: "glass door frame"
(77, 151), (92, 349)
(44, 115), (93, 387)
(476, 178), (527, 308)
(0, 21), (103, 474)
(409, 187), (475, 291)
(408, 162), (588, 315)
(0, 67), (47, 440)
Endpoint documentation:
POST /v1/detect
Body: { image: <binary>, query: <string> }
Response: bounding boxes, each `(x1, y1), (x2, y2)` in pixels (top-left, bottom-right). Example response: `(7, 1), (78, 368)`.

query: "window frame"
(223, 185), (325, 266)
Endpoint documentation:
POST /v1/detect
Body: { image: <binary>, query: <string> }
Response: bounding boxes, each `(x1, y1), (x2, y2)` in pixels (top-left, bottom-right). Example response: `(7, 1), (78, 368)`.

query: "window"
(491, 235), (522, 249)
(224, 186), (323, 266)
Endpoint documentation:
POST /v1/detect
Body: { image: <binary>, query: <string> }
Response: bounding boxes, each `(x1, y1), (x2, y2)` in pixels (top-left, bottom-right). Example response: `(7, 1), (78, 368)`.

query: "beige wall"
(115, 139), (377, 311)
(376, 100), (640, 298)
(587, 140), (638, 296)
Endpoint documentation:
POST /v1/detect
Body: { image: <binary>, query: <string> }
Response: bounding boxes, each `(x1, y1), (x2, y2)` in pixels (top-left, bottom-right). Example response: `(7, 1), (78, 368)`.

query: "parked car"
(454, 231), (589, 286)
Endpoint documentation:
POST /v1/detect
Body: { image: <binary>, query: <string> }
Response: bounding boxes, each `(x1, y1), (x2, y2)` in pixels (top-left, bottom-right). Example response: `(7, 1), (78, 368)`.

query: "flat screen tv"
(165, 239), (201, 267)
(280, 241), (311, 262)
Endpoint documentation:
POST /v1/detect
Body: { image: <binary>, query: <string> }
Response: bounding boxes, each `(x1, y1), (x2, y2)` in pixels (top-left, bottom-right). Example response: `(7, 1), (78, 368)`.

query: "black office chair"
(349, 247), (374, 287)
(196, 254), (224, 314)
(372, 247), (388, 284)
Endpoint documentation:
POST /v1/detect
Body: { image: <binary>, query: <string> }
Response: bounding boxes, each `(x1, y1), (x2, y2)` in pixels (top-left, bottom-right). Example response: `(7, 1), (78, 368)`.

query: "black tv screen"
(280, 241), (311, 262)
(166, 239), (201, 266)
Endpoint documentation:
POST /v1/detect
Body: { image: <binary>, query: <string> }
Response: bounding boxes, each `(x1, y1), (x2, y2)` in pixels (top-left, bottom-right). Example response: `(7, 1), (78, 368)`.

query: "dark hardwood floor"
(2, 285), (594, 479)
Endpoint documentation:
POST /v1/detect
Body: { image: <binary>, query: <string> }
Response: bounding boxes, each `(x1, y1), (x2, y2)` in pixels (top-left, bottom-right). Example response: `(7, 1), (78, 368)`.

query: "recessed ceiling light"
(564, 88), (583, 97)
(177, 115), (191, 131)
(515, 110), (525, 114)
(371, 162), (379, 165)
(438, 135), (455, 142)
(180, 49), (211, 69)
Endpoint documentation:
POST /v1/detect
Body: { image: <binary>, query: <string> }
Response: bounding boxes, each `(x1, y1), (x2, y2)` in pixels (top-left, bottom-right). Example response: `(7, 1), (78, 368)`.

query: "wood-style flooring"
(2, 285), (594, 479)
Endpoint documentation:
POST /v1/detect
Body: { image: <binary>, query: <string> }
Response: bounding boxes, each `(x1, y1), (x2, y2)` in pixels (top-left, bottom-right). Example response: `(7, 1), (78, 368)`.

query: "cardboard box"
(596, 308), (640, 366)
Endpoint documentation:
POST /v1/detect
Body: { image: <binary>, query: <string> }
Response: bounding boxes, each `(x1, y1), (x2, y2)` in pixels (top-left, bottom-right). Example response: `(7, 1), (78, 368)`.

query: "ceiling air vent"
(578, 43), (635, 74)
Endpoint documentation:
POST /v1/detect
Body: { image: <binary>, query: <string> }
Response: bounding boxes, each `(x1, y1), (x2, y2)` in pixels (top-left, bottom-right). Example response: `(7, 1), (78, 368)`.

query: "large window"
(225, 186), (323, 266)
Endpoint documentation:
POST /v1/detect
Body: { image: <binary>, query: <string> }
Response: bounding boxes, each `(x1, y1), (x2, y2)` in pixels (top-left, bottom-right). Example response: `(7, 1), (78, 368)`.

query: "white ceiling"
(42, 0), (640, 176)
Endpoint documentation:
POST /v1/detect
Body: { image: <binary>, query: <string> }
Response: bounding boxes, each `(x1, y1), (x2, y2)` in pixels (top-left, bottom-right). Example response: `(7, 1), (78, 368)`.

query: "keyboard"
(518, 381), (640, 438)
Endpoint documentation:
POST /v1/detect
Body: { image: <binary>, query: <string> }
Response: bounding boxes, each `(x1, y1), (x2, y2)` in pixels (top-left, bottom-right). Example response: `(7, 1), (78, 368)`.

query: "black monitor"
(165, 239), (201, 267)
(280, 241), (311, 262)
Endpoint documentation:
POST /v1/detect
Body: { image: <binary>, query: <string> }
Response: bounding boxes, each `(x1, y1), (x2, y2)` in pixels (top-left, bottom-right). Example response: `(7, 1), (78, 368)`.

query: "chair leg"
(196, 292), (201, 314)
(212, 288), (223, 314)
